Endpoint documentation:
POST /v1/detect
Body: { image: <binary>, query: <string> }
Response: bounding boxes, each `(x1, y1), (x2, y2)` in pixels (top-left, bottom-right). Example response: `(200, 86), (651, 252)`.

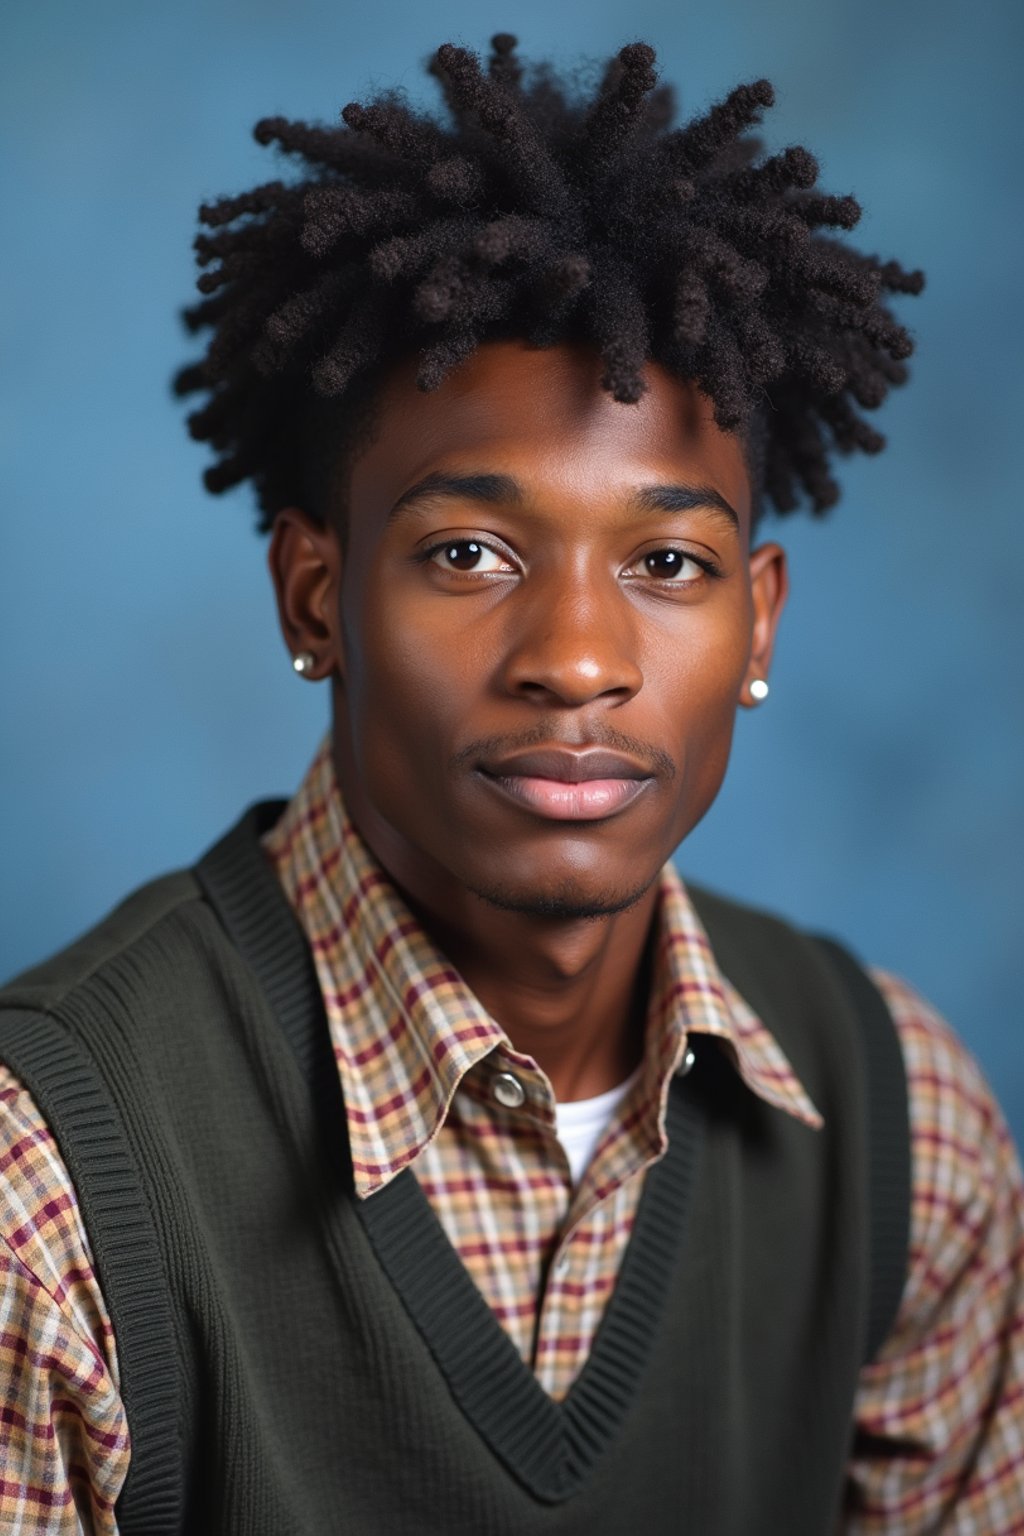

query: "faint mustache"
(452, 725), (677, 782)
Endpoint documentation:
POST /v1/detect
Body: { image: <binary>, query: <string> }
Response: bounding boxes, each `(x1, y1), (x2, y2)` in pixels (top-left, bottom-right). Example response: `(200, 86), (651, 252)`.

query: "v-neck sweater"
(0, 800), (903, 1535)
(259, 736), (823, 1402)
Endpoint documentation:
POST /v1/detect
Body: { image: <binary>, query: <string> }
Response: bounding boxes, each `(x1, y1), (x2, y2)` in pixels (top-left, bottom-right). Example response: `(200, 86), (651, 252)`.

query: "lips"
(479, 748), (651, 783)
(476, 747), (655, 822)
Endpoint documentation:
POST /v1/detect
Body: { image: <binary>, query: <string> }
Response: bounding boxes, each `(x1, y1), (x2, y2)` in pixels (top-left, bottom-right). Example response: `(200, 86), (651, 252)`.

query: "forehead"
(347, 340), (753, 532)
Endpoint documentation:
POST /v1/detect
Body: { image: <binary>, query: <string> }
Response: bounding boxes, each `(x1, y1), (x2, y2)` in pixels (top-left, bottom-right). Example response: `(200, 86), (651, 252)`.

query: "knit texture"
(0, 803), (896, 1535)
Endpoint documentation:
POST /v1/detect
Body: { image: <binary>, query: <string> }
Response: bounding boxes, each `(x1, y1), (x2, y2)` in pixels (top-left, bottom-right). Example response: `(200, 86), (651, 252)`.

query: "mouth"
(476, 748), (656, 823)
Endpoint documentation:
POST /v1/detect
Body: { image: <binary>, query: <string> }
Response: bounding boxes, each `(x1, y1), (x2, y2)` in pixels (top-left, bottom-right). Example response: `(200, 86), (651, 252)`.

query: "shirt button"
(678, 1045), (696, 1076)
(493, 1071), (526, 1109)
(555, 1252), (570, 1277)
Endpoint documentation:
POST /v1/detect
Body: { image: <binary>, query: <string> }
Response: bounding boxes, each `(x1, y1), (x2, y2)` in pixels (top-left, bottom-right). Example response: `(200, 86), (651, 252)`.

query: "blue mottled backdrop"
(2, 0), (1021, 1141)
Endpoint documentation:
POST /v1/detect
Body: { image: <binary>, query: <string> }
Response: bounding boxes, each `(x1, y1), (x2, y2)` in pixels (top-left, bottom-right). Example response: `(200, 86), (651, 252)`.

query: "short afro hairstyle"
(175, 34), (924, 531)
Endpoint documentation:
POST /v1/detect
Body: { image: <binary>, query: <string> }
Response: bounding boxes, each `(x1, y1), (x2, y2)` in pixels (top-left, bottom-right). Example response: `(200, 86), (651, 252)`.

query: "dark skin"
(269, 341), (787, 1102)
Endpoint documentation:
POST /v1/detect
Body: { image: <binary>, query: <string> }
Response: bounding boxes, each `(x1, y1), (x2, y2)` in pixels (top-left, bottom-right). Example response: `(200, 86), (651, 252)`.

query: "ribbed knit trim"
(0, 1010), (183, 1536)
(193, 801), (321, 1073)
(686, 886), (911, 1376)
(814, 935), (912, 1362)
(195, 802), (710, 1503)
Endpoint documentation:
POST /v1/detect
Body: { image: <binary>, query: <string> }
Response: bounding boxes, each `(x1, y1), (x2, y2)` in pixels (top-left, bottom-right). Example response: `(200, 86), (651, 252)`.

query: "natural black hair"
(175, 34), (923, 531)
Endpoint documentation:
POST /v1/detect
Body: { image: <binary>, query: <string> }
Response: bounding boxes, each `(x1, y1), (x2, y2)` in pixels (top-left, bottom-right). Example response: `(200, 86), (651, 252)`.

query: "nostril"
(498, 592), (644, 706)
(508, 666), (642, 708)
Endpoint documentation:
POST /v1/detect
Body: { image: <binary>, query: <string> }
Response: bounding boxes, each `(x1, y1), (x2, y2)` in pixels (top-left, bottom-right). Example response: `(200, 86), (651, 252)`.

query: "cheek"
(648, 592), (751, 727)
(339, 573), (471, 793)
(645, 605), (751, 826)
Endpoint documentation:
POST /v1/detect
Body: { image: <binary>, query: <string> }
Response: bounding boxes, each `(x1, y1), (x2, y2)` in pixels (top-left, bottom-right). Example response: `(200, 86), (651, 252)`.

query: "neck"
(405, 885), (659, 1102)
(335, 752), (660, 1103)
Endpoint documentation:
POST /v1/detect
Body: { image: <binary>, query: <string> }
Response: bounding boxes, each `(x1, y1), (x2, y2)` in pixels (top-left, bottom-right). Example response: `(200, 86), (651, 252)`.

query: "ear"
(267, 507), (345, 681)
(740, 540), (788, 708)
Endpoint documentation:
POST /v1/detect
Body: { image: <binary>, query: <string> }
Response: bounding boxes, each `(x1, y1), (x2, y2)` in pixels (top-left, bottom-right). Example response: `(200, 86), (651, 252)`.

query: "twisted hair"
(176, 34), (923, 530)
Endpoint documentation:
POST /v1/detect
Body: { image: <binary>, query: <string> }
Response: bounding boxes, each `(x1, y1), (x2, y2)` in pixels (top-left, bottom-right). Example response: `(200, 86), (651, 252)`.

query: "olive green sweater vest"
(0, 803), (909, 1536)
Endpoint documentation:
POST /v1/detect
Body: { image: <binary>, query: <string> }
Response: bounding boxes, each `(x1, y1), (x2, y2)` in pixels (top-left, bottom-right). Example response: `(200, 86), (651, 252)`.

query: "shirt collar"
(263, 736), (822, 1198)
(654, 868), (824, 1129)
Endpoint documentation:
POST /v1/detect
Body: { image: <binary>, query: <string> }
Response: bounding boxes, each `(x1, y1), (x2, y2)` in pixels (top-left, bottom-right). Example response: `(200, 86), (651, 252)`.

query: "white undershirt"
(554, 1063), (644, 1186)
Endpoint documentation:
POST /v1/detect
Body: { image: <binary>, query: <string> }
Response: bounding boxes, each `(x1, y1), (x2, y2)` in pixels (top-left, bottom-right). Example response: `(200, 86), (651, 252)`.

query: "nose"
(498, 571), (643, 708)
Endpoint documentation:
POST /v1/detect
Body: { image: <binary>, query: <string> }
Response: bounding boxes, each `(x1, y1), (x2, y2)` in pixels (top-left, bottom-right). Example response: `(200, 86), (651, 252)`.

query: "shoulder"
(871, 966), (991, 1095)
(848, 974), (1024, 1527)
(870, 968), (1022, 1269)
(1, 867), (202, 1015)
(0, 1060), (131, 1526)
(683, 881), (896, 1104)
(684, 879), (809, 950)
(686, 883), (1019, 1188)
(1, 800), (289, 1025)
(872, 967), (1015, 1180)
(0, 1060), (118, 1370)
(0, 860), (239, 1528)
(0, 868), (210, 1364)
(0, 863), (240, 1237)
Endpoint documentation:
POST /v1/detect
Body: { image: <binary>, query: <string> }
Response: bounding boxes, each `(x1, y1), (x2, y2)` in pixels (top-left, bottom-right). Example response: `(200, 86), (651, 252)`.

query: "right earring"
(749, 678), (770, 702)
(292, 651), (317, 677)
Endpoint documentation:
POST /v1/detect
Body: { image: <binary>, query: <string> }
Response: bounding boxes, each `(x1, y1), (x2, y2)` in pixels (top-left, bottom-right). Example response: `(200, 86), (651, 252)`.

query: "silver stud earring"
(291, 651), (317, 677)
(749, 678), (770, 702)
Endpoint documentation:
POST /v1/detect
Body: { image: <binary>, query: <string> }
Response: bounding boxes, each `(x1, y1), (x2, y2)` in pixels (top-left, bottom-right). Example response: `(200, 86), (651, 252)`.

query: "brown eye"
(428, 539), (513, 574)
(443, 541), (484, 570)
(643, 550), (700, 580)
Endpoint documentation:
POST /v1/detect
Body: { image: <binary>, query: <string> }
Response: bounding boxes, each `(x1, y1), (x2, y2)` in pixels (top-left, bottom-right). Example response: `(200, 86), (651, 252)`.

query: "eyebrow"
(633, 482), (739, 528)
(388, 472), (521, 522)
(387, 470), (738, 528)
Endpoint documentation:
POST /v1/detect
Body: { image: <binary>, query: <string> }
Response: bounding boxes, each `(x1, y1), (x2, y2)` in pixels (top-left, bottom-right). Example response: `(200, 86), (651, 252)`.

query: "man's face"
(280, 341), (785, 919)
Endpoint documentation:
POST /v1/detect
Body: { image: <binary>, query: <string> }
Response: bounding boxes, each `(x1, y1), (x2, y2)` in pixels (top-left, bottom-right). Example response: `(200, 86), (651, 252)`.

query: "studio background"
(3, 0), (1022, 1142)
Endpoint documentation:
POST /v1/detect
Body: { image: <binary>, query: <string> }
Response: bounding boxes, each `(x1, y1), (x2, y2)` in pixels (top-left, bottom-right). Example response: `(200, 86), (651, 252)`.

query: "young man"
(1, 35), (1022, 1535)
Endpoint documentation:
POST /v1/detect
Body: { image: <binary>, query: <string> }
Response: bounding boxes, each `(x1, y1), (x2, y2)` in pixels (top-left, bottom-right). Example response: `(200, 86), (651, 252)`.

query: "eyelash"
(418, 539), (517, 577)
(419, 537), (724, 585)
(627, 549), (723, 583)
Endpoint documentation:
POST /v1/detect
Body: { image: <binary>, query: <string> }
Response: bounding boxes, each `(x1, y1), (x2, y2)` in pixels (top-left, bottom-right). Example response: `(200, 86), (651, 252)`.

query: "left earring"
(749, 678), (769, 702)
(291, 651), (317, 677)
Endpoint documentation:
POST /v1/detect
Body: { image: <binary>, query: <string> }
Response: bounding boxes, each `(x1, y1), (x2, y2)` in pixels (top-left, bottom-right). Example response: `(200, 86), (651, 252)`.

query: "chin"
(464, 870), (655, 922)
